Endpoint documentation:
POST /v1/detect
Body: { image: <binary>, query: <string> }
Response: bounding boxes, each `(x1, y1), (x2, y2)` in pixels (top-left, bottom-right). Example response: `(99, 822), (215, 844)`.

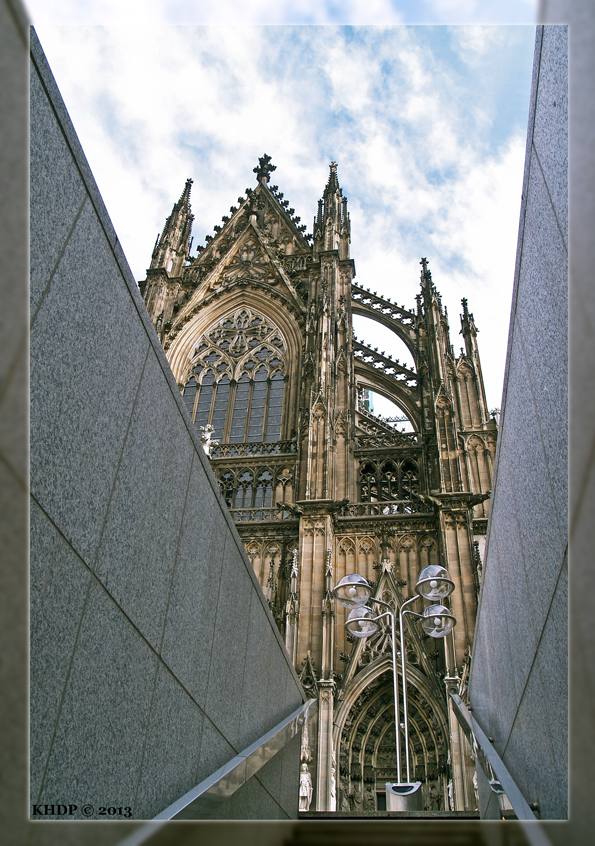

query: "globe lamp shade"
(345, 605), (380, 638)
(420, 604), (456, 638)
(415, 565), (455, 601)
(333, 573), (373, 608)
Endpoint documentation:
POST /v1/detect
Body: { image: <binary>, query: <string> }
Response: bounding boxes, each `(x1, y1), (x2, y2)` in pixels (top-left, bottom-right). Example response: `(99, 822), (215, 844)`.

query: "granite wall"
(468, 25), (568, 821)
(29, 27), (304, 823)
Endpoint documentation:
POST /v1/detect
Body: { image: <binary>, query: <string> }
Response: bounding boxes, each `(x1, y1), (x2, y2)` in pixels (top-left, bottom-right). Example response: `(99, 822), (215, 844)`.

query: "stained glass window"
(182, 308), (287, 443)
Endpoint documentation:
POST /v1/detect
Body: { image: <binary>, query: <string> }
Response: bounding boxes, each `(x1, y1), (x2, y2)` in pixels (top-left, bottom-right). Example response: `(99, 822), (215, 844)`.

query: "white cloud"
(25, 0), (538, 26)
(26, 0), (404, 25)
(34, 24), (533, 409)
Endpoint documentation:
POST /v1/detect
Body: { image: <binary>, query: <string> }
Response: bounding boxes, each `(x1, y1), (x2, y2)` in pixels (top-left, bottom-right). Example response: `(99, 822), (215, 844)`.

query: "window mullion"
(244, 379), (254, 443)
(225, 380), (237, 442)
(262, 377), (271, 441)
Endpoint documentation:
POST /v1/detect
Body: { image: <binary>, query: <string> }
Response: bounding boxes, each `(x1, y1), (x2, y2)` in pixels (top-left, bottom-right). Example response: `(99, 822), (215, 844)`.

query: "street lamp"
(333, 566), (456, 809)
(333, 574), (402, 780)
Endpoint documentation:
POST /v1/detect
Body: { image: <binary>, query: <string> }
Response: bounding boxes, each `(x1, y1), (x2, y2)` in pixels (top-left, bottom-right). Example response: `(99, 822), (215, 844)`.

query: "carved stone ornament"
(299, 763), (313, 811)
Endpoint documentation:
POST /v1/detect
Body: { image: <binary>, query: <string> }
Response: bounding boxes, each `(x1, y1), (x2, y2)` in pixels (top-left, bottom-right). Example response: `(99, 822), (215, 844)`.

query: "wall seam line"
(34, 570), (94, 804)
(29, 492), (227, 728)
(29, 194), (87, 331)
(90, 344), (150, 573)
(500, 548), (567, 757)
(532, 142), (568, 255)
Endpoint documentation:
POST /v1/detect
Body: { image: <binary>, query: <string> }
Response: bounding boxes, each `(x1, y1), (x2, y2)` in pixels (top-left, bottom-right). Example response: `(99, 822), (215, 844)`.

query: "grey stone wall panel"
(192, 715), (237, 788)
(532, 557), (568, 794)
(229, 772), (288, 820)
(94, 348), (194, 652)
(29, 499), (91, 803)
(498, 341), (566, 621)
(159, 462), (227, 709)
(474, 544), (521, 742)
(29, 63), (87, 317)
(30, 199), (150, 566)
(204, 556), (253, 748)
(236, 594), (282, 751)
(531, 26), (568, 244)
(133, 663), (205, 820)
(487, 532), (538, 712)
(569, 298), (595, 522)
(253, 741), (285, 807)
(37, 579), (159, 818)
(277, 732), (301, 817)
(502, 663), (563, 818)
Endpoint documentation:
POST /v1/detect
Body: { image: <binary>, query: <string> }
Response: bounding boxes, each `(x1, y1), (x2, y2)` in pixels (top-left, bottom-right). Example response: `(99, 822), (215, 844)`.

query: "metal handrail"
(115, 697), (317, 843)
(450, 693), (539, 822)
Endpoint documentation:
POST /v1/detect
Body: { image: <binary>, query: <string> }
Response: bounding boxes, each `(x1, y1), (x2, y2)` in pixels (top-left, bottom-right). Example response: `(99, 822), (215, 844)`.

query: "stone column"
(444, 676), (466, 810)
(316, 681), (335, 810)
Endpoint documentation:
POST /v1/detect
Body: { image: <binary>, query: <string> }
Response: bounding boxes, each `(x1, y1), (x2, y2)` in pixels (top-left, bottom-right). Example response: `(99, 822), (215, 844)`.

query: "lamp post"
(333, 564), (456, 809)
(341, 591), (402, 780)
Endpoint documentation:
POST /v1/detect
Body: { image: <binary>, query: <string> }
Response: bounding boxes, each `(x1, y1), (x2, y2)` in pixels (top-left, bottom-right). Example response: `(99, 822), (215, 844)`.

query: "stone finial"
(253, 153), (276, 183)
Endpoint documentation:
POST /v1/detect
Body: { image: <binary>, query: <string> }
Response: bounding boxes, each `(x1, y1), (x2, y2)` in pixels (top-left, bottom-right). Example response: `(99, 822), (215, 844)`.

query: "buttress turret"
(150, 178), (194, 277)
(141, 178), (194, 335)
(313, 161), (350, 260)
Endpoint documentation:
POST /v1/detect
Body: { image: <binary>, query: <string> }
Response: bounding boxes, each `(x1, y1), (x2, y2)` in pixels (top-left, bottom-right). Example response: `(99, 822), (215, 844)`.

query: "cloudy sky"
(32, 4), (537, 415)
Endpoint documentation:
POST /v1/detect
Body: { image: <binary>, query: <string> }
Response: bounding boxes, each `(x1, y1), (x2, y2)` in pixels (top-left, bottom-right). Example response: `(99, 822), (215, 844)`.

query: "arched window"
(236, 470), (254, 508)
(182, 308), (287, 444)
(255, 469), (274, 508)
(379, 460), (399, 500)
(360, 462), (378, 502)
(219, 471), (235, 507)
(400, 459), (419, 499)
(359, 457), (420, 502)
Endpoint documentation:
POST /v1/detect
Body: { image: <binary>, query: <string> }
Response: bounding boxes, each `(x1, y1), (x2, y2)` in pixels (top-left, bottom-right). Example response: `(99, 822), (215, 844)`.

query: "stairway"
(283, 819), (531, 846)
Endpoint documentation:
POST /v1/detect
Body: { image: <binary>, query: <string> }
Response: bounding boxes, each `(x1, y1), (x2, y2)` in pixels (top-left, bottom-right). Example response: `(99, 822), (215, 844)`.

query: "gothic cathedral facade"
(140, 156), (497, 813)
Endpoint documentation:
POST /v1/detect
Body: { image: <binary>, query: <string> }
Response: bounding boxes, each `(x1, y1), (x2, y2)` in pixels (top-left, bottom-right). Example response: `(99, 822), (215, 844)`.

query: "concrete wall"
(468, 25), (568, 821)
(29, 27), (304, 822)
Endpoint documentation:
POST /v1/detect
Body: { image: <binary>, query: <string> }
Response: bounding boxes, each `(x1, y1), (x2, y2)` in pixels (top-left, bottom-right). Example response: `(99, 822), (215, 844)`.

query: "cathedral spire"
(150, 178), (194, 276)
(460, 296), (477, 357)
(313, 161), (350, 260)
(178, 177), (193, 207)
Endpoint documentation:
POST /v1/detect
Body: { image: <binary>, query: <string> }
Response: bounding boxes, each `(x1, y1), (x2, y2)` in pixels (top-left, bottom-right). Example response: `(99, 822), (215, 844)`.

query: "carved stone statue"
(447, 779), (454, 811)
(428, 783), (439, 810)
(473, 769), (479, 809)
(352, 785), (363, 812)
(199, 424), (218, 456)
(299, 763), (313, 811)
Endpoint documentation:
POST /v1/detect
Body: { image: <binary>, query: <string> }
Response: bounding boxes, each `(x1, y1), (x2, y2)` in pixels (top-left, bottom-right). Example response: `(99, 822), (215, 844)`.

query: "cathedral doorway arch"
(334, 655), (449, 812)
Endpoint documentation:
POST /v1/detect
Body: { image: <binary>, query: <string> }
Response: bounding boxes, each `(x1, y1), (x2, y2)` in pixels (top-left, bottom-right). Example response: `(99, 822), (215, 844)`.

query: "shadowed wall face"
(468, 25), (568, 821)
(29, 28), (304, 822)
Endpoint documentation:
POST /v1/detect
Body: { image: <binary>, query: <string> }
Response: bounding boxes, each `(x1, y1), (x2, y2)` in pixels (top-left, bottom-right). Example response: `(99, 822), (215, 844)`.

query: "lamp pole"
(363, 598), (401, 782)
(333, 567), (456, 801)
(398, 595), (419, 783)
